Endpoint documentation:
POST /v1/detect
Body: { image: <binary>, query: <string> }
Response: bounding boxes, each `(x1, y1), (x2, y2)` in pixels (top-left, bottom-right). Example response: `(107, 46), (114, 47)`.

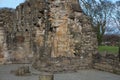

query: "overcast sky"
(0, 0), (119, 9)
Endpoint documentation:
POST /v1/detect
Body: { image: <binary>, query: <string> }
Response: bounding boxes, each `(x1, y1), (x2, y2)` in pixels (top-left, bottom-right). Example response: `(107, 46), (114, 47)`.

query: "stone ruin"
(0, 0), (98, 72)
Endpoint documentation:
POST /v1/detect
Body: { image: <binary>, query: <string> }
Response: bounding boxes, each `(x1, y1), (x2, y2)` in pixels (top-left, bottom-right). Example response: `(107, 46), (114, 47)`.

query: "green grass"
(98, 46), (119, 54)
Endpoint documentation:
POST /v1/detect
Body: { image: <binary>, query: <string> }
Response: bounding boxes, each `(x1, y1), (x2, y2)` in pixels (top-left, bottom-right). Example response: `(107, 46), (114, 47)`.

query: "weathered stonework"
(0, 0), (98, 72)
(0, 8), (16, 64)
(93, 53), (120, 74)
(32, 0), (98, 58)
(0, 0), (120, 75)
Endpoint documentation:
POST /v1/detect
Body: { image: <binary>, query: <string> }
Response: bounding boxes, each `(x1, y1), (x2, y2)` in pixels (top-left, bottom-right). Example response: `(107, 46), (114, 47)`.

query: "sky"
(0, 0), (25, 9)
(0, 0), (119, 9)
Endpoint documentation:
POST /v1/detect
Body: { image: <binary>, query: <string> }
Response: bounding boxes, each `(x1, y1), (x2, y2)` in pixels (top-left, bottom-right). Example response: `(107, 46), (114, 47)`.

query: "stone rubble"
(11, 66), (31, 76)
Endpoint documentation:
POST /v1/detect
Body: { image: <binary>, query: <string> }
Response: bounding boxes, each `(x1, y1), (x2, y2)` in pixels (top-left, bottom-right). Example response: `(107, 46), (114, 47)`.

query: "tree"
(79, 0), (114, 45)
(115, 1), (120, 30)
(115, 1), (120, 61)
(105, 0), (120, 61)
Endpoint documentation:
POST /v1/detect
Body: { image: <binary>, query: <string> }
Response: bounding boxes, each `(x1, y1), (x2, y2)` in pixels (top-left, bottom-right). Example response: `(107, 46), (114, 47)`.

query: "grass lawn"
(98, 46), (119, 54)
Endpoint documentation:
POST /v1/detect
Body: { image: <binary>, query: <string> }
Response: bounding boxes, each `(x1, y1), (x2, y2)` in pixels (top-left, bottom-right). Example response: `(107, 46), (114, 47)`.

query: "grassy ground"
(98, 46), (119, 54)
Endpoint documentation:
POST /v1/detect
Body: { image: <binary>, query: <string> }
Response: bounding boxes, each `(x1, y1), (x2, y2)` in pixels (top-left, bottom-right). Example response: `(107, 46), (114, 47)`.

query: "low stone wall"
(33, 53), (120, 74)
(93, 53), (120, 74)
(33, 57), (92, 73)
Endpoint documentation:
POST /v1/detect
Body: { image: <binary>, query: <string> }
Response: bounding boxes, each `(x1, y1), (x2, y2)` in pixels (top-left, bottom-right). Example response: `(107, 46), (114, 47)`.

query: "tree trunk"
(39, 74), (54, 80)
(118, 45), (120, 62)
(97, 33), (103, 46)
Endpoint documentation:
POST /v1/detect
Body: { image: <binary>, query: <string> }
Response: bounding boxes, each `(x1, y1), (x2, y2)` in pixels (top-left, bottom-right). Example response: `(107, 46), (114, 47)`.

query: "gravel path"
(0, 64), (120, 80)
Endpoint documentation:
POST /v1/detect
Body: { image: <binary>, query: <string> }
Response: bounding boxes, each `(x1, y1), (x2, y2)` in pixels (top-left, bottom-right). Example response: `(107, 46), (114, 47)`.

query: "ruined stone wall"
(0, 8), (16, 64)
(1, 0), (120, 74)
(93, 53), (120, 74)
(0, 8), (15, 47)
(32, 0), (98, 72)
(0, 0), (97, 64)
(48, 0), (97, 58)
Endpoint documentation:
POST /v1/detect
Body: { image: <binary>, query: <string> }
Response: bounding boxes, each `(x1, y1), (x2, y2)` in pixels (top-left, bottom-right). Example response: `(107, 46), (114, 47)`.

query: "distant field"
(98, 46), (119, 54)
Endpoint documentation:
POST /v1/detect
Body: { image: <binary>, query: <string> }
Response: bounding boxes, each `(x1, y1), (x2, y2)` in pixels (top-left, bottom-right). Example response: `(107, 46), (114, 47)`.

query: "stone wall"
(0, 0), (97, 68)
(93, 53), (120, 74)
(34, 0), (98, 58)
(32, 0), (97, 72)
(33, 57), (92, 73)
(0, 8), (15, 64)
(0, 0), (119, 75)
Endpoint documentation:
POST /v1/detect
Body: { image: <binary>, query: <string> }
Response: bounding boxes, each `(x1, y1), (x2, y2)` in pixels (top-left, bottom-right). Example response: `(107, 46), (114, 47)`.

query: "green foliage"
(98, 46), (119, 54)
